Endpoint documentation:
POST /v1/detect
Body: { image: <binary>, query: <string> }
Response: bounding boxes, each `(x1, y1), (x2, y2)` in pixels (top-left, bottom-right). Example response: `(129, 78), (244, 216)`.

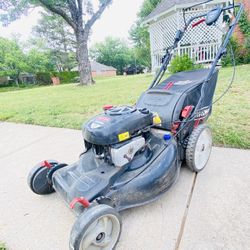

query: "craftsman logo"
(196, 107), (210, 119)
(174, 80), (192, 85)
(97, 116), (110, 122)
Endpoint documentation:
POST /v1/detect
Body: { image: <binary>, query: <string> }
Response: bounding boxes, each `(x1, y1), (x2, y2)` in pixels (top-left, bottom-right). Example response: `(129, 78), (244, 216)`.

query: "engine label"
(118, 132), (130, 142)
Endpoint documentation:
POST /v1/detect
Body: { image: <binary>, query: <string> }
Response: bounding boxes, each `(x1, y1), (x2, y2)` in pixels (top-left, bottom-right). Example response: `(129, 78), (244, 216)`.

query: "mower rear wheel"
(186, 124), (212, 172)
(70, 204), (122, 250)
(27, 160), (58, 195)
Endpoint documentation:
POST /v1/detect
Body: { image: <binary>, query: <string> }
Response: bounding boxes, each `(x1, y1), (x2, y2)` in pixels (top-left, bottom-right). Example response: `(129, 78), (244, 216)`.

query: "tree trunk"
(15, 71), (20, 87)
(15, 78), (19, 87)
(75, 29), (92, 86)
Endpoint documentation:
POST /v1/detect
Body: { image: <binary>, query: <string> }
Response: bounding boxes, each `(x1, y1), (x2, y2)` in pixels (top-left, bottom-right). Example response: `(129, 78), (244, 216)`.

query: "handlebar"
(148, 2), (244, 90)
(191, 2), (244, 118)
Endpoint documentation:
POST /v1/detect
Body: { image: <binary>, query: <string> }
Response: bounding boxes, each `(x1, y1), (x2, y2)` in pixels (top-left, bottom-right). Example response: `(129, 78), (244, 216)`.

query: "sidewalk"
(0, 122), (249, 250)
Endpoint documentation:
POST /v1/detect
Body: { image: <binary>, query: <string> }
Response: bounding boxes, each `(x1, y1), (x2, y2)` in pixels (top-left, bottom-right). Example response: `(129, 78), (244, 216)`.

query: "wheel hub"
(96, 232), (105, 243)
(79, 213), (121, 250)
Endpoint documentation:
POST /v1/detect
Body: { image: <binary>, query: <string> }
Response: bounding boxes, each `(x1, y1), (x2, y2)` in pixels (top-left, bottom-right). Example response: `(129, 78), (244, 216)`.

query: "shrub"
(222, 38), (238, 66)
(52, 71), (79, 83)
(169, 54), (196, 73)
(0, 242), (6, 250)
(222, 37), (250, 66)
(238, 10), (250, 36)
(222, 10), (250, 67)
(36, 71), (79, 85)
(36, 72), (52, 85)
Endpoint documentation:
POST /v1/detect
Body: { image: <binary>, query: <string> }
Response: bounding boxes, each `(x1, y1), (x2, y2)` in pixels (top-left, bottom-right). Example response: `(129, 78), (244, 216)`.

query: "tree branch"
(66, 0), (79, 23)
(76, 0), (83, 25)
(77, 0), (83, 16)
(38, 0), (77, 30)
(86, 0), (112, 29)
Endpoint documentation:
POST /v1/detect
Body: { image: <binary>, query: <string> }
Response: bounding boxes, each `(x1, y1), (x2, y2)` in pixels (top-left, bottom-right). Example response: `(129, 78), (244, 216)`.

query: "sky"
(0, 0), (145, 46)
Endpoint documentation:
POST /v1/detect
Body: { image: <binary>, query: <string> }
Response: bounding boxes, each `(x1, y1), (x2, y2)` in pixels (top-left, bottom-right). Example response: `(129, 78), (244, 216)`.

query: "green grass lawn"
(0, 242), (6, 250)
(0, 84), (40, 93)
(0, 65), (249, 149)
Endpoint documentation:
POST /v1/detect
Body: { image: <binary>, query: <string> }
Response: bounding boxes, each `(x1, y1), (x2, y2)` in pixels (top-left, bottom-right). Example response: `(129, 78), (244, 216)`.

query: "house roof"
(91, 61), (117, 72)
(144, 0), (200, 22)
(72, 61), (117, 72)
(144, 0), (225, 24)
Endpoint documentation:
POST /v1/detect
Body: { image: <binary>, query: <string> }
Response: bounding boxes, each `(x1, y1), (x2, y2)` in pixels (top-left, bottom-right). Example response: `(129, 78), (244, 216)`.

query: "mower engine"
(83, 106), (154, 167)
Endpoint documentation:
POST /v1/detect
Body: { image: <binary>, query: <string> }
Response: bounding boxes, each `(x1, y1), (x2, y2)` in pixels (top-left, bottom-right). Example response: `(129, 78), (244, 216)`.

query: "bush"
(36, 71), (79, 85)
(222, 38), (238, 66)
(36, 72), (52, 85)
(0, 242), (6, 250)
(52, 71), (79, 83)
(222, 37), (250, 66)
(169, 54), (198, 73)
(238, 10), (250, 36)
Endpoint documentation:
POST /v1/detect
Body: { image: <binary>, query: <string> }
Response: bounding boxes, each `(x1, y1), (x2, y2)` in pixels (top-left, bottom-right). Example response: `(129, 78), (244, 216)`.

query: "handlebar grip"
(192, 18), (206, 28)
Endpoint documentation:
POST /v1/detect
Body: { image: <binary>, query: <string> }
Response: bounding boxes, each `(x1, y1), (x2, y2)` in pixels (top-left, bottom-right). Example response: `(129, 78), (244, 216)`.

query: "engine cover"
(110, 136), (146, 167)
(83, 106), (153, 145)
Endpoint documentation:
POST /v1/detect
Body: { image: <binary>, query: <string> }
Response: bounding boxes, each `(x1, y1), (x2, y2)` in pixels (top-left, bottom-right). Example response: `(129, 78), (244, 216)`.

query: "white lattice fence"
(149, 4), (225, 71)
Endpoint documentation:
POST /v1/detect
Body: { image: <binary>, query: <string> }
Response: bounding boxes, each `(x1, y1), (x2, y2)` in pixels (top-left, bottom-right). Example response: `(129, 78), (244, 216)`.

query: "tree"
(0, 0), (112, 86)
(26, 48), (56, 73)
(0, 37), (28, 86)
(0, 37), (57, 85)
(33, 11), (77, 71)
(90, 37), (133, 74)
(129, 22), (151, 67)
(129, 0), (161, 68)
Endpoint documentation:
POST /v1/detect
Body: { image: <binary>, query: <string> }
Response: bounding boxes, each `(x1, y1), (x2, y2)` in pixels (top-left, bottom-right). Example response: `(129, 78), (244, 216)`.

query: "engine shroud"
(83, 106), (153, 145)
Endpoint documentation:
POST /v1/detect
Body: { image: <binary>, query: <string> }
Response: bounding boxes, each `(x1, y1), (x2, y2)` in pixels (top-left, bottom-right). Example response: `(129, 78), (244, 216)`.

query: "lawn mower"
(27, 1), (243, 249)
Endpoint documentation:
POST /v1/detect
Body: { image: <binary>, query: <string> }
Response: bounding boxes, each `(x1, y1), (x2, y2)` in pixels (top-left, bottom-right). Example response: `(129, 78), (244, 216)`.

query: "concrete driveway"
(0, 122), (249, 250)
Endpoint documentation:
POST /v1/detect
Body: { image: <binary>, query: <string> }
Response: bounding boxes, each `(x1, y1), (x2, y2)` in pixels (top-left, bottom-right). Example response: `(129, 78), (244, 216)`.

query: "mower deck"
(52, 133), (179, 213)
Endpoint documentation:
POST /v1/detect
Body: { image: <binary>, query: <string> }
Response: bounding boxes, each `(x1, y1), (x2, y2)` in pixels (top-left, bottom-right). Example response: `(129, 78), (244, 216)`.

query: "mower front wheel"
(27, 160), (58, 195)
(186, 124), (212, 172)
(70, 204), (122, 250)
